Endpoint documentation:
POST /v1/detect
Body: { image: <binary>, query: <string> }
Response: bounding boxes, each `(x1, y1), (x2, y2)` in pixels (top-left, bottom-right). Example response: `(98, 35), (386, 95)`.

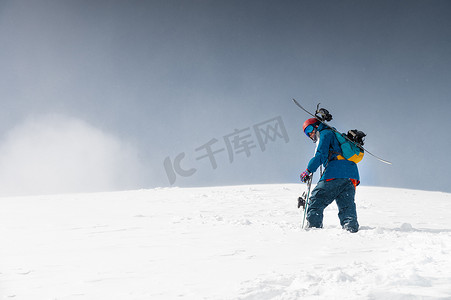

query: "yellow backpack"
(334, 130), (365, 164)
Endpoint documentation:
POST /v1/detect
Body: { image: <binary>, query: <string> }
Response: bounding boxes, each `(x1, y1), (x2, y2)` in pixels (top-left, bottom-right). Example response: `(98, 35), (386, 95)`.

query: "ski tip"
(373, 156), (393, 165)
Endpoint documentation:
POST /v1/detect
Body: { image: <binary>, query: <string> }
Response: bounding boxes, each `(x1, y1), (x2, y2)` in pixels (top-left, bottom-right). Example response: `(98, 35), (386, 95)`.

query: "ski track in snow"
(1, 184), (451, 299)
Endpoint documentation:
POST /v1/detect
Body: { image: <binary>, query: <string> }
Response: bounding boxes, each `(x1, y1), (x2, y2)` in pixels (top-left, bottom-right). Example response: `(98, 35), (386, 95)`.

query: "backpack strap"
(319, 129), (341, 177)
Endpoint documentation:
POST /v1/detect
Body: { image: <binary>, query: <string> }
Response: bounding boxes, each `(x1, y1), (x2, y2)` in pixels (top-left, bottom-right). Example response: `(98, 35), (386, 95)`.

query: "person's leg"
(306, 180), (336, 228)
(335, 179), (359, 233)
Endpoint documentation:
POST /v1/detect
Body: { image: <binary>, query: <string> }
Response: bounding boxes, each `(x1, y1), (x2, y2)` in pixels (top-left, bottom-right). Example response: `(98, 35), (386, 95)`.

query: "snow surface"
(1, 184), (451, 299)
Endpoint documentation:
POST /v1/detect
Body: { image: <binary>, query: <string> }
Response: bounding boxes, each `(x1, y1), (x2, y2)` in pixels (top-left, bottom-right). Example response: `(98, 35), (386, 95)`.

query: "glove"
(300, 170), (312, 183)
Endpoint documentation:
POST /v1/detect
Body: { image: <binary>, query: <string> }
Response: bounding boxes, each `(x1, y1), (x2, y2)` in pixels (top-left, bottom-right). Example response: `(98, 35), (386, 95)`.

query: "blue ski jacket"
(307, 123), (360, 182)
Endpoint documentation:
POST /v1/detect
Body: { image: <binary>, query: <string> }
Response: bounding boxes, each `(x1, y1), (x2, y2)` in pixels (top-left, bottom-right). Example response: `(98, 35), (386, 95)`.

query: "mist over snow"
(0, 115), (144, 196)
(2, 1), (451, 193)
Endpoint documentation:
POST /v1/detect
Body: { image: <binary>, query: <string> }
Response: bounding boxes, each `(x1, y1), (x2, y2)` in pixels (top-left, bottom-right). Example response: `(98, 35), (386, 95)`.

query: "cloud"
(0, 114), (144, 196)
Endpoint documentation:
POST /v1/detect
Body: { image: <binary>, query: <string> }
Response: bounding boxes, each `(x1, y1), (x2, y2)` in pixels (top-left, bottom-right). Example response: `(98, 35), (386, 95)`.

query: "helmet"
(302, 118), (319, 135)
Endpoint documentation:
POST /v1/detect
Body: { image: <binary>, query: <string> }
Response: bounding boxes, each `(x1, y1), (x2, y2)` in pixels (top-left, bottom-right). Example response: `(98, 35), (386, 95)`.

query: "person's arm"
(306, 131), (331, 173)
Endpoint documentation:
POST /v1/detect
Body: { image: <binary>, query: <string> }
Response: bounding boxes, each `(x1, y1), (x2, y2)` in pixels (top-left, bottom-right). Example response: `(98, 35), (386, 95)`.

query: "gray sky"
(1, 0), (451, 196)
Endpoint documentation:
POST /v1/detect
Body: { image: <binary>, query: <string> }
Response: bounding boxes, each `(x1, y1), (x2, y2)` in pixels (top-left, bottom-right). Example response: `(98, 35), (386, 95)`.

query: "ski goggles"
(304, 125), (315, 136)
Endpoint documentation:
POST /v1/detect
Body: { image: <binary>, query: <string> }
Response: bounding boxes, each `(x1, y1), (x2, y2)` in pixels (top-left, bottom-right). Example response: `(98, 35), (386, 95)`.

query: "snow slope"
(1, 184), (451, 299)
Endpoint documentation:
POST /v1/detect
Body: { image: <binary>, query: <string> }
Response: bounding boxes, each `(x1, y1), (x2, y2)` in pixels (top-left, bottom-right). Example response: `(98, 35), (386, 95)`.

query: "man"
(300, 118), (360, 233)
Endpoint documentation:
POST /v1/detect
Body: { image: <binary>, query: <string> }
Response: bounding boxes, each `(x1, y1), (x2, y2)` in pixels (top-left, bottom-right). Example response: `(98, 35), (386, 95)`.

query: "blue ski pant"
(306, 178), (359, 232)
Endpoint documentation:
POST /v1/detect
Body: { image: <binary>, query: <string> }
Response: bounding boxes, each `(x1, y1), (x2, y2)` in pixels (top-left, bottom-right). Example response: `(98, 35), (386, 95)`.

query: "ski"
(292, 98), (392, 165)
(298, 176), (313, 229)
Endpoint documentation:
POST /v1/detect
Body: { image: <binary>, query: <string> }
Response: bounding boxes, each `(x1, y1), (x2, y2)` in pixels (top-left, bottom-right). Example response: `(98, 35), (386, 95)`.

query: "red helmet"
(302, 118), (319, 133)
